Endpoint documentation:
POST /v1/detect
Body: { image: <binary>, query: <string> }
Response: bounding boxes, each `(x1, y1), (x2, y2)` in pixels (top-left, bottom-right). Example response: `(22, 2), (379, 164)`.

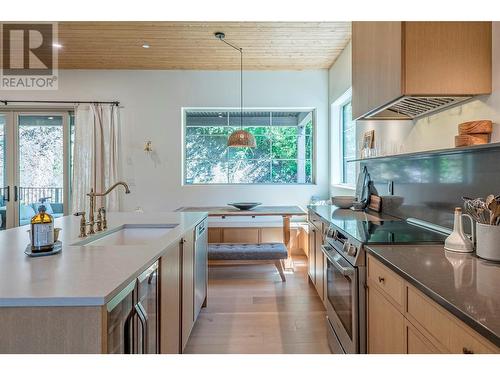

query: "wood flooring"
(184, 256), (331, 354)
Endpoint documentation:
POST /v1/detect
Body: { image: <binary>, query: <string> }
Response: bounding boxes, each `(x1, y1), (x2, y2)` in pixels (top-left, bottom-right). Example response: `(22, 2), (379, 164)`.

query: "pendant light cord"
(218, 38), (243, 129)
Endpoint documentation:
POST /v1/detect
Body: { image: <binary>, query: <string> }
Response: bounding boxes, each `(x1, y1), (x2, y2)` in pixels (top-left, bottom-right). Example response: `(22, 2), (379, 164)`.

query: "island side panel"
(160, 241), (182, 354)
(0, 305), (106, 354)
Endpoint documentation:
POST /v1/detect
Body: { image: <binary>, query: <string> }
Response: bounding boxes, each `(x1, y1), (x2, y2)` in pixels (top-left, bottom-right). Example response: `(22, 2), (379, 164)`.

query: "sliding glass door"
(0, 111), (72, 230)
(0, 114), (8, 230)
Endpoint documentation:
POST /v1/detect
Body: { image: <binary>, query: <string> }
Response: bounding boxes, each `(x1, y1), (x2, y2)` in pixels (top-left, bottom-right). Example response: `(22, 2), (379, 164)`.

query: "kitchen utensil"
(331, 196), (355, 209)
(444, 207), (475, 253)
(476, 223), (500, 261)
(486, 196), (498, 225)
(461, 195), (500, 225)
(227, 202), (262, 210)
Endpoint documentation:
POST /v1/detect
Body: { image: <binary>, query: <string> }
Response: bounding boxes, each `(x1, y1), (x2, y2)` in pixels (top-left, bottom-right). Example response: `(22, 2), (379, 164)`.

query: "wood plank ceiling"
(57, 22), (351, 70)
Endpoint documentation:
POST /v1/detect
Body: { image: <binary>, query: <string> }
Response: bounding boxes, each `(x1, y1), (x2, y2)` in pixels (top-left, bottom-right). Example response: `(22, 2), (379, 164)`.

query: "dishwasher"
(194, 218), (208, 320)
(106, 261), (159, 354)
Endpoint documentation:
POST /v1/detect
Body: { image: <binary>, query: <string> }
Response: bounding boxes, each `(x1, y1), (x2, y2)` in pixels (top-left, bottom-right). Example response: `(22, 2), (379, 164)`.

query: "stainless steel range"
(321, 215), (447, 354)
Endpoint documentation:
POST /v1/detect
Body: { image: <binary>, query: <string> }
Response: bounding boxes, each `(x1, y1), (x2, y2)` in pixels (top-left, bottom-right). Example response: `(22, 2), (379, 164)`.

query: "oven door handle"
(322, 245), (354, 277)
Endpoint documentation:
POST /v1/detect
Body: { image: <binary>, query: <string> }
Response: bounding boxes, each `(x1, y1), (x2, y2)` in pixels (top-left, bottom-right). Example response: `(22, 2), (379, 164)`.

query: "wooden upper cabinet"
(352, 22), (403, 121)
(352, 21), (492, 120)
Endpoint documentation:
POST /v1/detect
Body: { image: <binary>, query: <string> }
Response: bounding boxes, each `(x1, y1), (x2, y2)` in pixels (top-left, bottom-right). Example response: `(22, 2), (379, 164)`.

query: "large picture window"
(184, 110), (314, 184)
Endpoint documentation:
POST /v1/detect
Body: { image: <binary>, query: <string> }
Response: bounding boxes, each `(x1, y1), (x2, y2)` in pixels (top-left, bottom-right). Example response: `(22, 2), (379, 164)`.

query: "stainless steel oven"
(322, 243), (366, 354)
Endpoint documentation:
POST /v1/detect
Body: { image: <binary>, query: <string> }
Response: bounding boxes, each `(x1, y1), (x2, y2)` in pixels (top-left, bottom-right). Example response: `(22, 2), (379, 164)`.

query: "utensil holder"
(476, 223), (500, 261)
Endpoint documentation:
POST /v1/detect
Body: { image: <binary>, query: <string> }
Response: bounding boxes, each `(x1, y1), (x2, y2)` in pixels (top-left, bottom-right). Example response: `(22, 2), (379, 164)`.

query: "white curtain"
(72, 103), (122, 214)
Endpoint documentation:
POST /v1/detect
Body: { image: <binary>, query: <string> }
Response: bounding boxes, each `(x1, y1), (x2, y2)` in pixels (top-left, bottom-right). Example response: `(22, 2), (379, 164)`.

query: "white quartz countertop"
(0, 211), (207, 307)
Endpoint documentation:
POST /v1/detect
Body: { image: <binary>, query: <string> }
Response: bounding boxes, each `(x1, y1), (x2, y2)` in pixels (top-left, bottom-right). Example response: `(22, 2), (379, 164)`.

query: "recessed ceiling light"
(142, 43), (150, 49)
(47, 116), (54, 120)
(52, 43), (63, 49)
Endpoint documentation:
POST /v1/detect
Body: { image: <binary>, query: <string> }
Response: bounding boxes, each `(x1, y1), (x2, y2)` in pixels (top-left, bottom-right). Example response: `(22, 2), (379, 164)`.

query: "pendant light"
(215, 32), (256, 148)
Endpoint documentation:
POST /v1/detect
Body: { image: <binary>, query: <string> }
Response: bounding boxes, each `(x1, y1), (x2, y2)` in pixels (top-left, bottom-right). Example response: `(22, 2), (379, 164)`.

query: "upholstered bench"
(208, 243), (288, 281)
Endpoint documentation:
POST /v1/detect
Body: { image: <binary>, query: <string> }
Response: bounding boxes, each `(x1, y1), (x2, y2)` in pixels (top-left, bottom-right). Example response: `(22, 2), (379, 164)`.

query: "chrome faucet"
(84, 181), (131, 235)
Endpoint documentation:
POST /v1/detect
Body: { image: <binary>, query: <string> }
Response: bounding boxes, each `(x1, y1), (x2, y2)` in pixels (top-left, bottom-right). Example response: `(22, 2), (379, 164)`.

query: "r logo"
(1, 22), (58, 89)
(2, 23), (53, 75)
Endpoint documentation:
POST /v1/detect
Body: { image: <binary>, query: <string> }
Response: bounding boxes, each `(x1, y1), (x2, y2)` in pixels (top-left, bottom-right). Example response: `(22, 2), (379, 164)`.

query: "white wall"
(1, 70), (329, 211)
(328, 22), (500, 195)
(328, 41), (358, 197)
(328, 41), (352, 105)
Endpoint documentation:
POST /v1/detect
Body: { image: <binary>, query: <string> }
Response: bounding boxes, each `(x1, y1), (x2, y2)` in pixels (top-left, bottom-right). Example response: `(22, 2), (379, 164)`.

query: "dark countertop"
(366, 245), (500, 347)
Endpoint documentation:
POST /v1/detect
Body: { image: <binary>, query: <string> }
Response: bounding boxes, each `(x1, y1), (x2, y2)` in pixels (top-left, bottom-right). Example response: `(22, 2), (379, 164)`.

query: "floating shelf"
(347, 142), (500, 163)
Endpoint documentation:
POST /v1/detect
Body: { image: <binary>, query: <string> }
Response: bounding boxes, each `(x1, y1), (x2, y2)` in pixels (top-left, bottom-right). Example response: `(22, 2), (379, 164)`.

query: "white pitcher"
(444, 207), (475, 253)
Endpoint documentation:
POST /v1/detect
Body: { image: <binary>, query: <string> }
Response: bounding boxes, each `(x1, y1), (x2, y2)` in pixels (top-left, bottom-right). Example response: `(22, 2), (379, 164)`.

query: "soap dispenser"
(30, 205), (54, 253)
(444, 207), (475, 253)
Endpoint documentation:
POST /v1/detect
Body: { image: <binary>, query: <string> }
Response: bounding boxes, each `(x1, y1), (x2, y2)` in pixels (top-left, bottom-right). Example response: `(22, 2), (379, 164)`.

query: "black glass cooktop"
(331, 219), (447, 245)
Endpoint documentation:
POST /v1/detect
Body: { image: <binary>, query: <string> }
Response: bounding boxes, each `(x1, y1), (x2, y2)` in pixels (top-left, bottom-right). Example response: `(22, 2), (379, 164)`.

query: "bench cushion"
(208, 243), (288, 261)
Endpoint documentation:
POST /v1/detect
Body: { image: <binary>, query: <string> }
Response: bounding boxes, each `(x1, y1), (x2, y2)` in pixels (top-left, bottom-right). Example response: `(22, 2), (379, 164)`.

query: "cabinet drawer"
(450, 322), (496, 354)
(367, 255), (404, 309)
(308, 212), (323, 232)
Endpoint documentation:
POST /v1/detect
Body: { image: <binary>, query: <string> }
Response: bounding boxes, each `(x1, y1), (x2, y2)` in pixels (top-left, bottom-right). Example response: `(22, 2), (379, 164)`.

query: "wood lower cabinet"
(406, 321), (440, 354)
(314, 228), (324, 301)
(181, 230), (195, 352)
(367, 254), (499, 354)
(367, 282), (405, 354)
(307, 211), (326, 302)
(307, 224), (316, 283)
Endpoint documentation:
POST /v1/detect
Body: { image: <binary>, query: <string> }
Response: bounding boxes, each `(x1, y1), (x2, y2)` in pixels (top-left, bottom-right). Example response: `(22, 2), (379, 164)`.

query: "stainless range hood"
(363, 95), (473, 120)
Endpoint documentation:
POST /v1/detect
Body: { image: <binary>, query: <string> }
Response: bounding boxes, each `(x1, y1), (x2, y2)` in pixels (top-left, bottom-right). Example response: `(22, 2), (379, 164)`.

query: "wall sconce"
(144, 141), (153, 153)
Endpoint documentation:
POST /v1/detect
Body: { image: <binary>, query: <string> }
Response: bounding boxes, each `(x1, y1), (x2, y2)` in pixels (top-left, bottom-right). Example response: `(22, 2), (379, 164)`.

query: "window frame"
(330, 88), (356, 189)
(181, 107), (316, 186)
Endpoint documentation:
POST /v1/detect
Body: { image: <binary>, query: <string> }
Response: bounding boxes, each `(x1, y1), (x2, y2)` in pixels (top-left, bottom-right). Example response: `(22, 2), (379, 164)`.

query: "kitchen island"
(0, 211), (208, 354)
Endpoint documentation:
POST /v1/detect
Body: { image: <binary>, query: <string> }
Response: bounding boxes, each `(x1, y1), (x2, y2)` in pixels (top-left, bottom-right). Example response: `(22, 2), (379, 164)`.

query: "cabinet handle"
(135, 302), (149, 354)
(378, 276), (385, 283)
(462, 347), (474, 354)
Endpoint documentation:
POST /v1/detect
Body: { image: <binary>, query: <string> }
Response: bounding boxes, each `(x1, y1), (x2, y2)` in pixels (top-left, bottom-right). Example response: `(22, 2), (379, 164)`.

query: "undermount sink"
(73, 224), (178, 247)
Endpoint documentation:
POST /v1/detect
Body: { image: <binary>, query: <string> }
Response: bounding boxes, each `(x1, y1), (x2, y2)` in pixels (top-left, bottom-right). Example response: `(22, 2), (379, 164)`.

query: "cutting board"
(368, 195), (382, 212)
(455, 133), (490, 147)
(458, 120), (492, 135)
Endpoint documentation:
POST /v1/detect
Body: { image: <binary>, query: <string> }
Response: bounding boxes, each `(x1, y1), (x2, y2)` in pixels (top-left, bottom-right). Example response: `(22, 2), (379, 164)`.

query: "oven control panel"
(325, 225), (360, 261)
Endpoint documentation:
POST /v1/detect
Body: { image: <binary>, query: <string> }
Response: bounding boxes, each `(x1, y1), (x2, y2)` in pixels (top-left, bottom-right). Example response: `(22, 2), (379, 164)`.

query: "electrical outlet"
(388, 181), (394, 195)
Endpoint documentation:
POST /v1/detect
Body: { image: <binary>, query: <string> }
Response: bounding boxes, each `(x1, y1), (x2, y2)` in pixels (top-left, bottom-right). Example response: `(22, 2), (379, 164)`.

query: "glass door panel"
(327, 257), (354, 339)
(17, 115), (64, 226)
(0, 114), (7, 230)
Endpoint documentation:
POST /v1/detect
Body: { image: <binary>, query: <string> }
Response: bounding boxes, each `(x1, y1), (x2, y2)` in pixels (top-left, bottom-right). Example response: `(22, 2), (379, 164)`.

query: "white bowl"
(331, 196), (355, 209)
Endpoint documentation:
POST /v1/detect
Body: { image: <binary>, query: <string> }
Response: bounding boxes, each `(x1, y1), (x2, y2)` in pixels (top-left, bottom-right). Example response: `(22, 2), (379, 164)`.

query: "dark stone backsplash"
(361, 146), (500, 230)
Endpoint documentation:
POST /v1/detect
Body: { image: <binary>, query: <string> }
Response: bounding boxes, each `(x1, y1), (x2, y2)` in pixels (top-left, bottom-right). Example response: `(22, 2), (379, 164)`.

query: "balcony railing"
(18, 187), (63, 205)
